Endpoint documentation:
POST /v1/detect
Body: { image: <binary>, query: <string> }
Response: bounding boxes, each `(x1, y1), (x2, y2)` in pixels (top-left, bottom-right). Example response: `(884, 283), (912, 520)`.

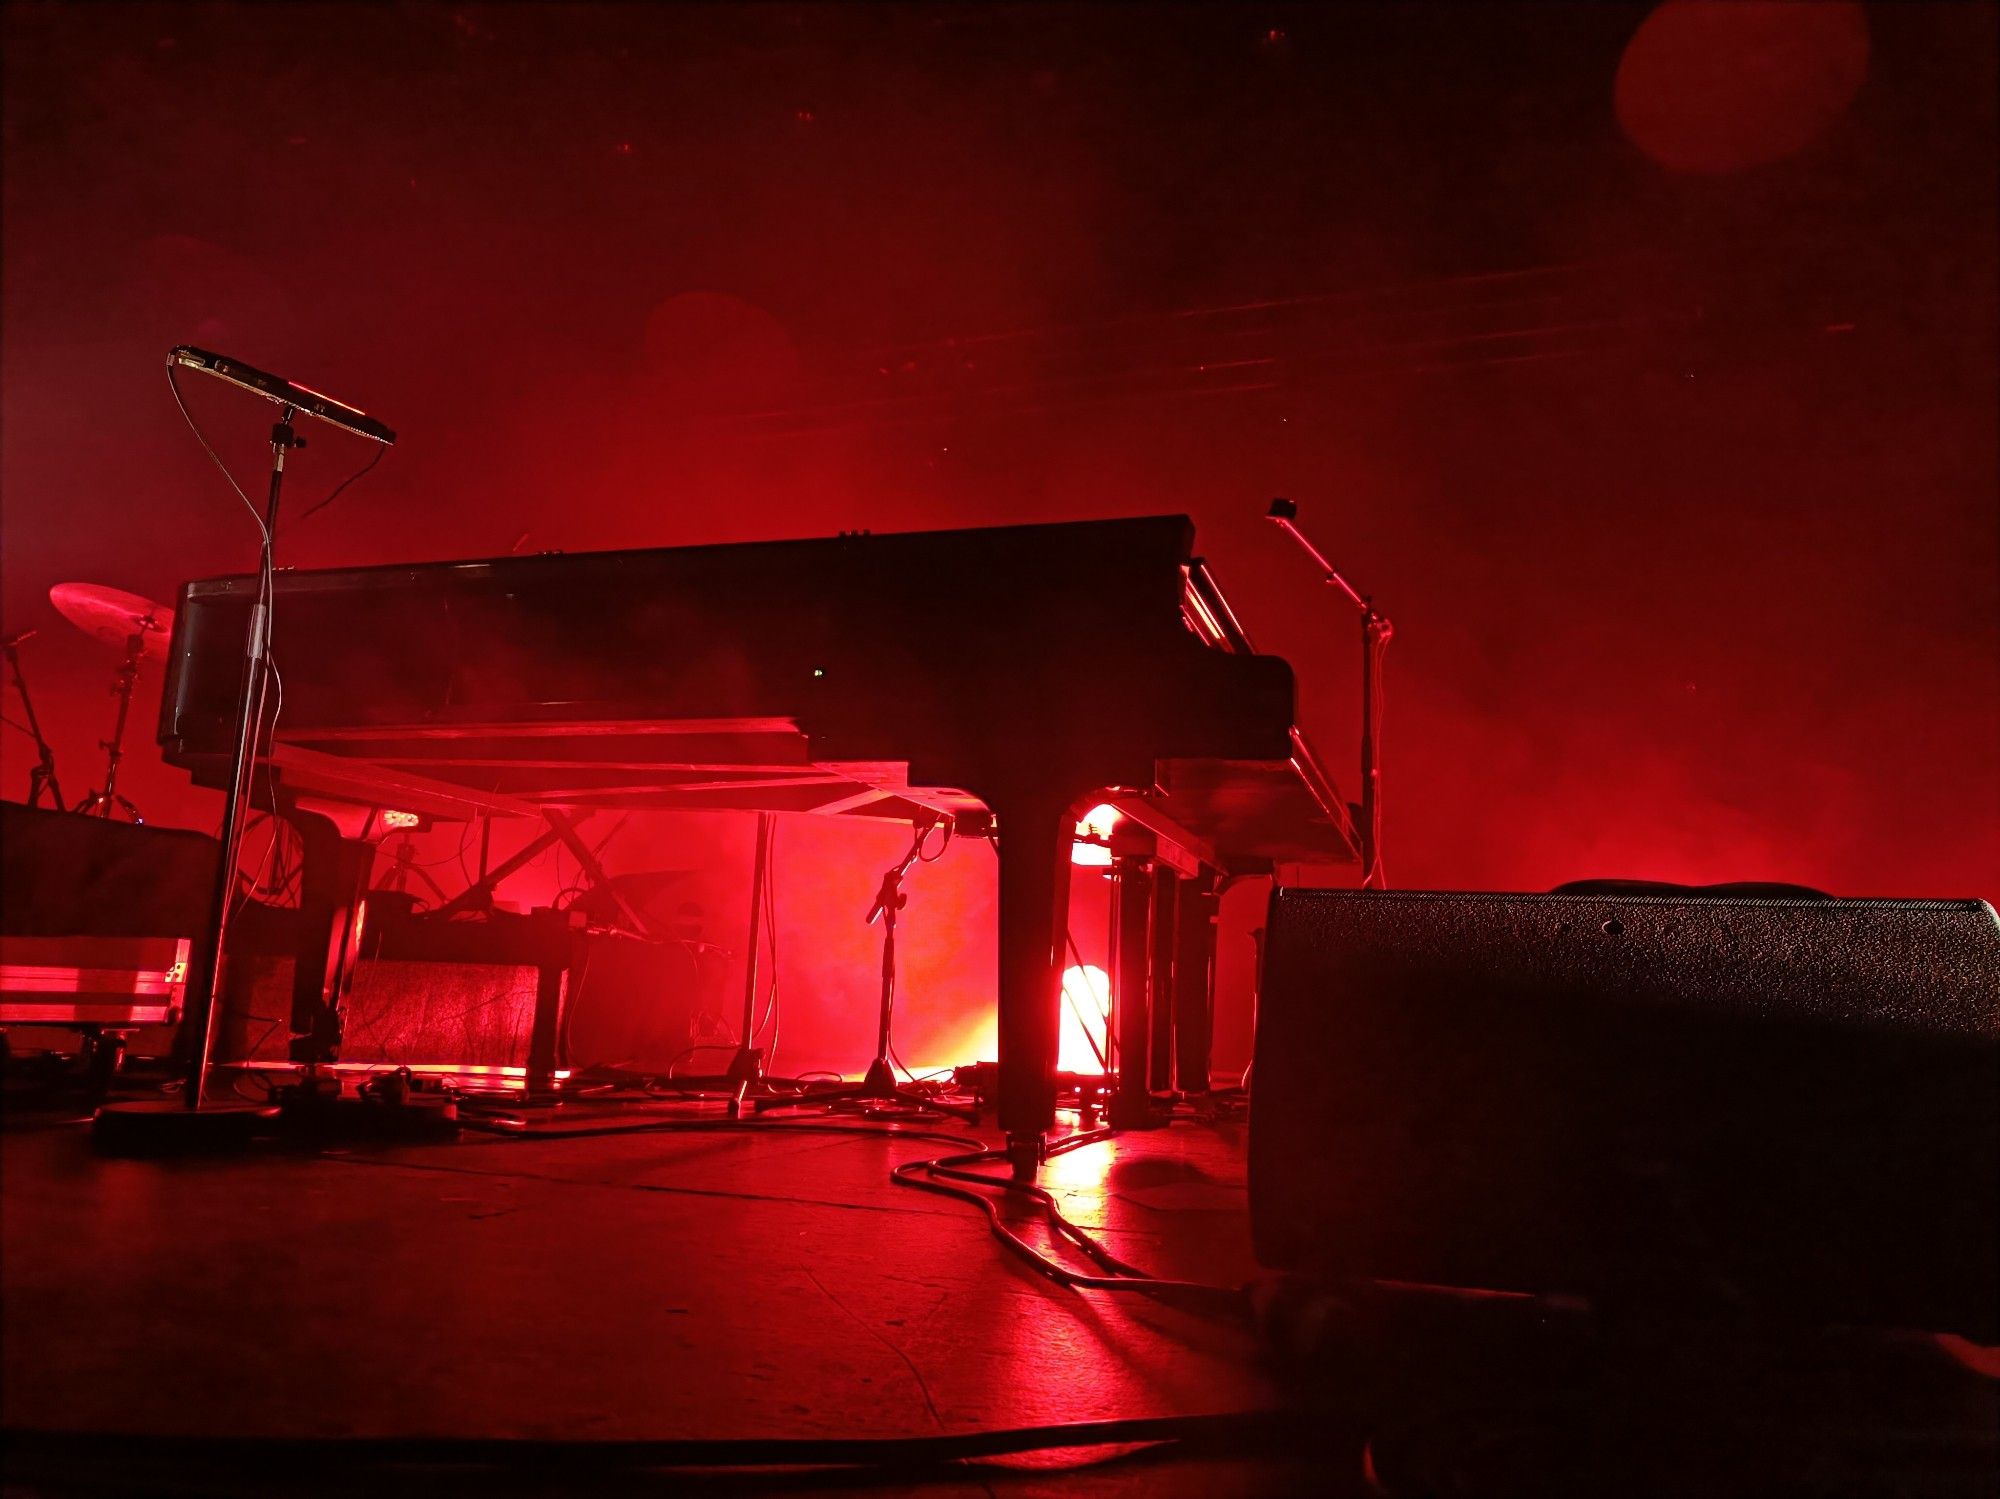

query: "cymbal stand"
(73, 625), (154, 822)
(807, 815), (977, 1121)
(3, 632), (65, 810)
(1266, 497), (1393, 888)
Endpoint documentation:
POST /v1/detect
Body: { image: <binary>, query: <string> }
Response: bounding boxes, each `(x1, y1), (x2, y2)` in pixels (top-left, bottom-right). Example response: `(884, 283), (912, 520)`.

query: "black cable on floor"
(890, 1136), (1249, 1315)
(450, 1100), (1245, 1313)
(0, 1409), (1308, 1477)
(451, 1109), (990, 1156)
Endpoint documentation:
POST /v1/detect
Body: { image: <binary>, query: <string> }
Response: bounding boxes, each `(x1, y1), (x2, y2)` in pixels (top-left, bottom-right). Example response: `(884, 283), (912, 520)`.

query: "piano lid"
(160, 514), (1359, 871)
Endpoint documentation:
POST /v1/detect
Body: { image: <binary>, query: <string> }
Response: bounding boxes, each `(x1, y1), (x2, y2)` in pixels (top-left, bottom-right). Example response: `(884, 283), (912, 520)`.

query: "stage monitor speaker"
(1250, 889), (2000, 1339)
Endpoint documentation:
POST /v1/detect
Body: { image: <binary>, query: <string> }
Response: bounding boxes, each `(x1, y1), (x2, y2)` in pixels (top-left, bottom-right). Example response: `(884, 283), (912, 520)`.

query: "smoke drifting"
(4, 3), (1994, 1076)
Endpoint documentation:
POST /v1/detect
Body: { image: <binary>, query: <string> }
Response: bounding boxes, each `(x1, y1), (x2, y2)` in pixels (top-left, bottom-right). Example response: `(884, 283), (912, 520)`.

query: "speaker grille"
(1250, 890), (2000, 1337)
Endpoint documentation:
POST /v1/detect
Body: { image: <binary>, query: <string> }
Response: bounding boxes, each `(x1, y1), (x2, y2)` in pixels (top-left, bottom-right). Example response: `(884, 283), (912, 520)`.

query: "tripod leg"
(8, 649), (66, 809)
(29, 765), (64, 810)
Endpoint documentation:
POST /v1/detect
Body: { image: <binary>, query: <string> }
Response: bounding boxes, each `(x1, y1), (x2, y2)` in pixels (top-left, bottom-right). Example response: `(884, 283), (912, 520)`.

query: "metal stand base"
(91, 1099), (275, 1156)
(805, 816), (978, 1124)
(668, 1048), (810, 1113)
(805, 1055), (980, 1123)
(272, 1076), (459, 1146)
(92, 1072), (458, 1155)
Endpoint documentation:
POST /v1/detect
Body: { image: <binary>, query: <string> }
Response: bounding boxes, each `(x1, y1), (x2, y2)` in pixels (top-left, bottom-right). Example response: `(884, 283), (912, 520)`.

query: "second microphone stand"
(807, 815), (977, 1121)
(1267, 496), (1393, 887)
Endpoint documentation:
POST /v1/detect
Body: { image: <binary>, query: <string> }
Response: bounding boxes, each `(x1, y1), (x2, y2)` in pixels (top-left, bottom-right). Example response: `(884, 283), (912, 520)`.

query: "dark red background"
(4, 2), (1994, 1075)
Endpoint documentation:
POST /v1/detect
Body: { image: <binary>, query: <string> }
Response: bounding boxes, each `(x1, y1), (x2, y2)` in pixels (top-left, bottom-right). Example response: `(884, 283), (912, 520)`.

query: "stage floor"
(4, 1076), (1995, 1497)
(1, 1084), (1326, 1495)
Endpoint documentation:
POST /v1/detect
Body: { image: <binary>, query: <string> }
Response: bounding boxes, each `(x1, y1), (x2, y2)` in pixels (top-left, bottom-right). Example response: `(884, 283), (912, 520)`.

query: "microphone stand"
(179, 408), (296, 1110)
(1266, 497), (1393, 887)
(92, 353), (394, 1155)
(3, 632), (65, 810)
(805, 815), (978, 1121)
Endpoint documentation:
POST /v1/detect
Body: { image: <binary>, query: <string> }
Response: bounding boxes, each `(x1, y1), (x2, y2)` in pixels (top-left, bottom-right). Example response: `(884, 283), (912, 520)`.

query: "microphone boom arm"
(1266, 497), (1392, 888)
(167, 347), (396, 446)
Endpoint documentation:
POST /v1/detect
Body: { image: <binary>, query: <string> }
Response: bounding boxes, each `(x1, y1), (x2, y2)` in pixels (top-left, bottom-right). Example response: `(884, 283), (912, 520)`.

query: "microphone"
(866, 811), (946, 924)
(167, 347), (397, 446)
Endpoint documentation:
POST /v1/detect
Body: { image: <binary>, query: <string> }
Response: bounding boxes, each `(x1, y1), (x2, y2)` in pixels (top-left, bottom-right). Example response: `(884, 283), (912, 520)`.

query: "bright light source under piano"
(1070, 802), (1121, 867)
(1059, 963), (1110, 1076)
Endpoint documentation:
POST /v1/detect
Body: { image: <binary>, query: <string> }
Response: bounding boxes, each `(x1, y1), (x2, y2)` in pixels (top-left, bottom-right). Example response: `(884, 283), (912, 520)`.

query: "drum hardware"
(2, 628), (65, 810)
(47, 583), (177, 822)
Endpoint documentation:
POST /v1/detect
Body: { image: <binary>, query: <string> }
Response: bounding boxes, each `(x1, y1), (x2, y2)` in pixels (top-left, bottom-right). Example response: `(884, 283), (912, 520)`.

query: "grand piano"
(159, 514), (1357, 1172)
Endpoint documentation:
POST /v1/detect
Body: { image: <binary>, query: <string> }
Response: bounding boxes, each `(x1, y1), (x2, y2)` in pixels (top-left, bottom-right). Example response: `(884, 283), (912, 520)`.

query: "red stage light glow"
(1071, 803), (1120, 868)
(1059, 963), (1110, 1075)
(1039, 1131), (1115, 1190)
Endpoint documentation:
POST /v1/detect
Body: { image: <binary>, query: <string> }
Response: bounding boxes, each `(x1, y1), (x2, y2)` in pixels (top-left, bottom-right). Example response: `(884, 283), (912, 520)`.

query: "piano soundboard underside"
(262, 715), (1353, 877)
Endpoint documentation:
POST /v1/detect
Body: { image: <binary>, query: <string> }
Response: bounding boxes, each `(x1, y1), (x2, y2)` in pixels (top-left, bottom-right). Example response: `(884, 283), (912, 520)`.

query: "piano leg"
(1172, 870), (1219, 1096)
(1148, 871), (1179, 1094)
(283, 803), (382, 1067)
(987, 787), (1079, 1180)
(1109, 855), (1160, 1129)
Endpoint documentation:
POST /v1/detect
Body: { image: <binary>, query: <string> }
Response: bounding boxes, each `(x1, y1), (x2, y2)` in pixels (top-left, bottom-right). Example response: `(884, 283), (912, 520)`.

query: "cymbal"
(49, 582), (175, 657)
